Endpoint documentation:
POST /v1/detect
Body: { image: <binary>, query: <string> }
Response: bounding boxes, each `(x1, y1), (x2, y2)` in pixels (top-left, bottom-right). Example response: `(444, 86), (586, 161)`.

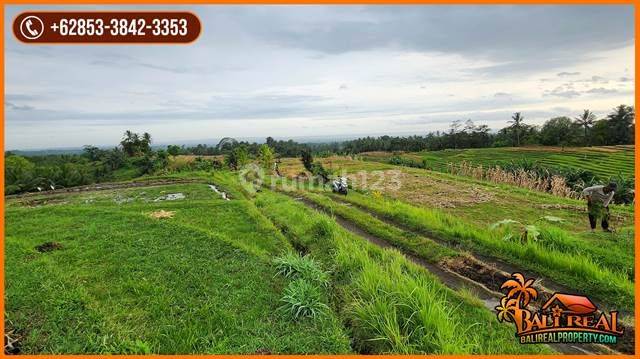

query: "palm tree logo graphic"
(495, 273), (538, 334)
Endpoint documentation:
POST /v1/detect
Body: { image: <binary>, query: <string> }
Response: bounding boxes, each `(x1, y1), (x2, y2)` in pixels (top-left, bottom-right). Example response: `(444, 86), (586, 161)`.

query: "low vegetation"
(312, 189), (633, 311)
(5, 182), (351, 353)
(255, 190), (549, 354)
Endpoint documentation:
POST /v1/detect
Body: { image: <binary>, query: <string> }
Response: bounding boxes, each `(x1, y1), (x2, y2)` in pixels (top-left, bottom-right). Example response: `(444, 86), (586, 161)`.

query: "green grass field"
(5, 146), (635, 354)
(360, 145), (635, 179)
(5, 181), (351, 354)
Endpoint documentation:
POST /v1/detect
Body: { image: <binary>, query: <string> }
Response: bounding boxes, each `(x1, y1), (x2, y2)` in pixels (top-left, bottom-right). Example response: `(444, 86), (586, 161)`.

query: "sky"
(4, 5), (635, 150)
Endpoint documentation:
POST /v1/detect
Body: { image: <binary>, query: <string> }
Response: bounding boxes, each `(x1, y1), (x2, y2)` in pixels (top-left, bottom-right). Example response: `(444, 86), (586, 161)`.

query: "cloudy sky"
(5, 5), (635, 150)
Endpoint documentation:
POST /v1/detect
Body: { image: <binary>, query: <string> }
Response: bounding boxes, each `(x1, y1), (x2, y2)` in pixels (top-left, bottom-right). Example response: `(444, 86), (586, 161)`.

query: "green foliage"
(5, 155), (36, 193)
(279, 279), (329, 320)
(258, 144), (275, 171)
(225, 146), (249, 170)
(256, 190), (547, 354)
(5, 182), (351, 353)
(120, 130), (152, 156)
(388, 155), (425, 169)
(539, 116), (581, 146)
(300, 149), (314, 172)
(166, 145), (181, 156)
(274, 252), (330, 287)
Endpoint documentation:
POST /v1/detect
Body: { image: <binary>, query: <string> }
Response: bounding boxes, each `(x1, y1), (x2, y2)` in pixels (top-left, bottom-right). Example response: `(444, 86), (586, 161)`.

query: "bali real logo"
(495, 273), (624, 344)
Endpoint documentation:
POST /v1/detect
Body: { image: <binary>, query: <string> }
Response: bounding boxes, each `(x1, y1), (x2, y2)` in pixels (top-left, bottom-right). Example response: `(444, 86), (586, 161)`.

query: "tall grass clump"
(273, 252), (332, 320)
(348, 254), (473, 354)
(279, 279), (329, 320)
(274, 252), (330, 287)
(447, 160), (635, 204)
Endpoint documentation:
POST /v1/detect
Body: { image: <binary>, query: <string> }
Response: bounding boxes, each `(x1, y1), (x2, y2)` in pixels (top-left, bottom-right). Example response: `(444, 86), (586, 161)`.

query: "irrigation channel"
(279, 191), (633, 355)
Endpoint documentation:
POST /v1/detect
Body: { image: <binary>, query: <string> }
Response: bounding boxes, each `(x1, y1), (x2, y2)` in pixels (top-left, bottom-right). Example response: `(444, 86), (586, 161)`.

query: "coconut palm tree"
(508, 112), (525, 147)
(575, 109), (596, 146)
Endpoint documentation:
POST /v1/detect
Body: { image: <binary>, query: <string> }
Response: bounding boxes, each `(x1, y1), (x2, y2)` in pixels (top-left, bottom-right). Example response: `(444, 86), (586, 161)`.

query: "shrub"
(388, 155), (424, 169)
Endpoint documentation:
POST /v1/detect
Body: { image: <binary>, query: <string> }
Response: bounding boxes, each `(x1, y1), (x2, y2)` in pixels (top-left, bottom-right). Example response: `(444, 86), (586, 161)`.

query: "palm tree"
(508, 112), (525, 147)
(575, 110), (596, 146)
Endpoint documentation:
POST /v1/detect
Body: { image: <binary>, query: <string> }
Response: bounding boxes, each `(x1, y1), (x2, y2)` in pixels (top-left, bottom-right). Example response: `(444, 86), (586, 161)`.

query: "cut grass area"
(314, 189), (633, 312)
(254, 189), (550, 354)
(361, 145), (635, 179)
(5, 183), (351, 354)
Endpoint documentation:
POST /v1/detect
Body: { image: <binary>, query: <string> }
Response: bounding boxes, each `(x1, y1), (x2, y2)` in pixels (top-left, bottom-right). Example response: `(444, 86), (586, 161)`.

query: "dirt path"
(286, 193), (629, 355)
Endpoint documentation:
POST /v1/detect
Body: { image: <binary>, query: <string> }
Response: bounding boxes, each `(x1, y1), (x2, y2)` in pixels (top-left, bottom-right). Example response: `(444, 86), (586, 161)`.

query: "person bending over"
(581, 182), (617, 232)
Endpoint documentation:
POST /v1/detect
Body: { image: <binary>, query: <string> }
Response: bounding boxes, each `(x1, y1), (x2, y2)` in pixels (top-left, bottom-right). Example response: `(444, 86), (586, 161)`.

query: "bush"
(388, 155), (425, 169)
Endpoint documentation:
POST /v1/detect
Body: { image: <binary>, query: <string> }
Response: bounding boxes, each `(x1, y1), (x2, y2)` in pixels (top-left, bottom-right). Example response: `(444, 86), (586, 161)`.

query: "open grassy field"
(5, 180), (351, 354)
(360, 145), (635, 179)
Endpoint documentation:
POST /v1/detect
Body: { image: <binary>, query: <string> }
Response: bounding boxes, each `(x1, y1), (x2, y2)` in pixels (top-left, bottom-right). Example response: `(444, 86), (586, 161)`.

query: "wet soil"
(34, 242), (63, 253)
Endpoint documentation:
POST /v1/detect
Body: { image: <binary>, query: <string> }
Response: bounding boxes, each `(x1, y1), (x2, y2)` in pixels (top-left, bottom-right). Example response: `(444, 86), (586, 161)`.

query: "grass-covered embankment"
(254, 189), (550, 354)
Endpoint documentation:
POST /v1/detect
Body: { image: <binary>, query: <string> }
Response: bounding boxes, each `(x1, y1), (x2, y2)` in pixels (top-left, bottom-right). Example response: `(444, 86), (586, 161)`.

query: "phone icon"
(25, 19), (38, 37)
(19, 15), (44, 40)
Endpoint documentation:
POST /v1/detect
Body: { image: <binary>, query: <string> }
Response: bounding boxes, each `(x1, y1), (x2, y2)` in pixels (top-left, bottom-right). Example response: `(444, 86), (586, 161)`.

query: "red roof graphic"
(542, 293), (597, 314)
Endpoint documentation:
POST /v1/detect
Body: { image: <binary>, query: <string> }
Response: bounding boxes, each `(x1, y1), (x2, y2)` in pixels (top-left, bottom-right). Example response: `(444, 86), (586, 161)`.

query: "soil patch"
(149, 210), (175, 219)
(35, 242), (63, 253)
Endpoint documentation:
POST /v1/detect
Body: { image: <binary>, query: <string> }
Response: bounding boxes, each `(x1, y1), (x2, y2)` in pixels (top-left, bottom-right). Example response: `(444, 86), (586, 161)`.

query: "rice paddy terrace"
(4, 149), (635, 354)
(360, 145), (635, 179)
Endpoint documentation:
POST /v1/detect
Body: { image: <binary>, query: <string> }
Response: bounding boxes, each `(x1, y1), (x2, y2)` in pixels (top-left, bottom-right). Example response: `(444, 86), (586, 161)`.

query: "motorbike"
(332, 177), (348, 195)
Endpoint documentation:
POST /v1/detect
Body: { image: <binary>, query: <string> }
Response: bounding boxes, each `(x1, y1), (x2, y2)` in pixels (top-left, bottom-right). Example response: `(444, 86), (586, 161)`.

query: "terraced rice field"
(5, 161), (635, 354)
(360, 145), (635, 179)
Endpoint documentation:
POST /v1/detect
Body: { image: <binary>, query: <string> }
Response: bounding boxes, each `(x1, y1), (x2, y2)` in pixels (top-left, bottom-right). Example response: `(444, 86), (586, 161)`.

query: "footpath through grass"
(254, 189), (550, 354)
(5, 182), (351, 354)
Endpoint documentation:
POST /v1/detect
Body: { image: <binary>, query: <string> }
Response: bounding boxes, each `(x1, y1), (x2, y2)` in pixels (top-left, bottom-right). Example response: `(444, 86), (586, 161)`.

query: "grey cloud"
(585, 87), (618, 94)
(494, 92), (511, 98)
(5, 94), (41, 101)
(619, 76), (633, 82)
(243, 5), (632, 75)
(5, 102), (35, 111)
(544, 86), (581, 98)
(589, 75), (608, 83)
(557, 71), (580, 77)
(90, 58), (191, 74)
(5, 93), (339, 125)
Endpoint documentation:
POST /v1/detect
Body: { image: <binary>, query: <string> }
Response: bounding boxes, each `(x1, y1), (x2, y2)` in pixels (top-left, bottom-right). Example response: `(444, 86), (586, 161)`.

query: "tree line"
(339, 105), (634, 153)
(4, 104), (634, 195)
